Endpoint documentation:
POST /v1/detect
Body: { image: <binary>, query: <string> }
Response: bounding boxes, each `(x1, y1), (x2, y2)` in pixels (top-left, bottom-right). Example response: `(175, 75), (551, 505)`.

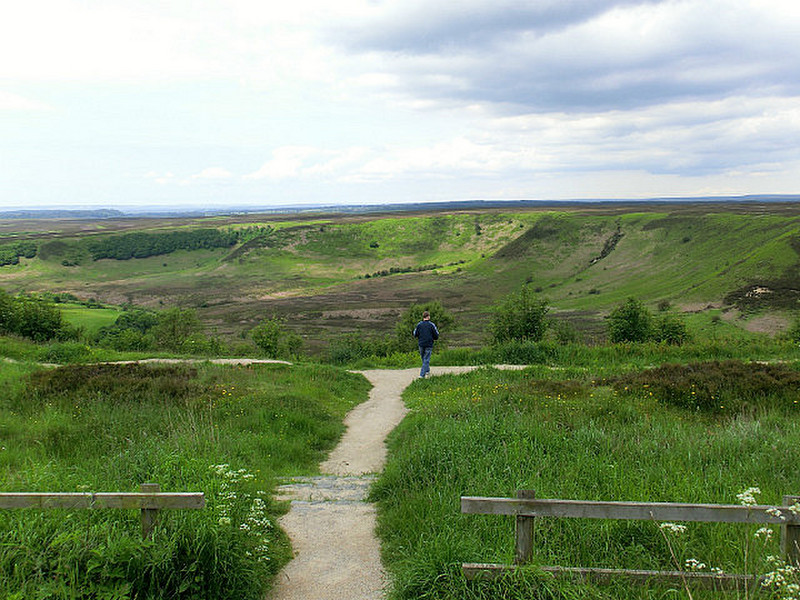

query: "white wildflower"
(767, 507), (787, 521)
(685, 558), (707, 571)
(737, 487), (761, 506)
(660, 522), (687, 534)
(755, 527), (774, 541)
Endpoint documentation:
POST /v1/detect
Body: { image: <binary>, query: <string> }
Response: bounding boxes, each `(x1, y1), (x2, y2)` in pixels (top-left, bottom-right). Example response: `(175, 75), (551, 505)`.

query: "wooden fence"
(0, 483), (205, 539)
(461, 490), (800, 591)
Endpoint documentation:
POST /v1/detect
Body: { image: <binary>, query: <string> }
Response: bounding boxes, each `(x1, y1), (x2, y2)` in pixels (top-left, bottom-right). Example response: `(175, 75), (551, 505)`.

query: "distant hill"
(0, 209), (125, 220)
(3, 201), (800, 348)
(2, 195), (799, 220)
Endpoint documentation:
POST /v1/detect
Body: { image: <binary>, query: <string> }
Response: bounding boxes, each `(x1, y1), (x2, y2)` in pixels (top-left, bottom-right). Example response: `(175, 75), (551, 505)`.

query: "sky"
(2, 0), (800, 210)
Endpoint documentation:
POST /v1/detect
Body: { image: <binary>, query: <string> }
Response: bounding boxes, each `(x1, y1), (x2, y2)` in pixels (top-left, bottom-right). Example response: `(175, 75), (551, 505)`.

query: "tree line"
(0, 241), (38, 266)
(87, 228), (239, 261)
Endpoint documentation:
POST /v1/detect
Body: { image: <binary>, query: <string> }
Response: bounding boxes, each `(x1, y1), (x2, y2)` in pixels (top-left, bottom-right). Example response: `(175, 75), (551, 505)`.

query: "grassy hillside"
(2, 203), (800, 351)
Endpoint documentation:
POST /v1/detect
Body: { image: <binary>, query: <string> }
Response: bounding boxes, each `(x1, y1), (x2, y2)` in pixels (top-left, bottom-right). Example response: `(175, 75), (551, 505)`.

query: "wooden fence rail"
(461, 490), (800, 591)
(0, 483), (205, 539)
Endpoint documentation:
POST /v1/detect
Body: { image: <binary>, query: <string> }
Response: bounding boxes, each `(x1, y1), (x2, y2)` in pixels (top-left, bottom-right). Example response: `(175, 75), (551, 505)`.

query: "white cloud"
(191, 167), (234, 180)
(0, 90), (51, 111)
(246, 147), (331, 180)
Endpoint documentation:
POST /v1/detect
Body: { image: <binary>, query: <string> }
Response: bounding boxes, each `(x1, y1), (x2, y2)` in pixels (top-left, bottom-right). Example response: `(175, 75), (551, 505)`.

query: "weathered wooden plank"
(461, 496), (797, 524)
(140, 483), (161, 540)
(782, 495), (800, 565)
(0, 492), (205, 510)
(462, 563), (757, 591)
(514, 490), (535, 565)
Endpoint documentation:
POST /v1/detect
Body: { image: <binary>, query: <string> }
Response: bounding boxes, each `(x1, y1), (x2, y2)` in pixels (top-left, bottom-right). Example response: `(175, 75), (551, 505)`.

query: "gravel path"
(269, 366), (524, 600)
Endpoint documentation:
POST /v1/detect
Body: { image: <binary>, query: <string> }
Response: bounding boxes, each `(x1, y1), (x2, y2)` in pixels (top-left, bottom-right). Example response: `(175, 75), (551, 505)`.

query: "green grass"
(58, 303), (124, 335)
(0, 361), (370, 598)
(372, 366), (800, 599)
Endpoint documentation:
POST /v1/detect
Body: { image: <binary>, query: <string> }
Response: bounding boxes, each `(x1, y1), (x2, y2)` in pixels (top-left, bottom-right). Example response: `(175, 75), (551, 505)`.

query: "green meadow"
(373, 362), (800, 599)
(0, 361), (370, 599)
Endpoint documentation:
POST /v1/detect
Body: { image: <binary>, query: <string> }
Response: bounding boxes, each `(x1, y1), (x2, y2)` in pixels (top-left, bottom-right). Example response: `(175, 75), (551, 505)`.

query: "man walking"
(413, 310), (439, 378)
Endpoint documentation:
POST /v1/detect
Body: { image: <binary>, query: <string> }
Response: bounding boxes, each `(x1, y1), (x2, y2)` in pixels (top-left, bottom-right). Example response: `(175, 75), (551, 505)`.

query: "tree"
(251, 317), (282, 358)
(394, 301), (454, 353)
(607, 297), (653, 343)
(251, 316), (303, 359)
(14, 296), (65, 342)
(152, 307), (202, 352)
(490, 286), (549, 344)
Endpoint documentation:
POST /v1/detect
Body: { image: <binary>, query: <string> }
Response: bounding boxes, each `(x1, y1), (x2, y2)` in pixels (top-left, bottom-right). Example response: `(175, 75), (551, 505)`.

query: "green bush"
(490, 287), (549, 344)
(152, 307), (203, 352)
(652, 313), (689, 345)
(250, 316), (302, 359)
(614, 359), (800, 414)
(96, 308), (159, 351)
(0, 291), (72, 342)
(547, 319), (581, 344)
(607, 297), (653, 343)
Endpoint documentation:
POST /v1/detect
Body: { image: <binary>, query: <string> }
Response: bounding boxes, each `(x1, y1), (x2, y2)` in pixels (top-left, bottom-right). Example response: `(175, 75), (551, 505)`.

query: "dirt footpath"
(269, 366), (498, 600)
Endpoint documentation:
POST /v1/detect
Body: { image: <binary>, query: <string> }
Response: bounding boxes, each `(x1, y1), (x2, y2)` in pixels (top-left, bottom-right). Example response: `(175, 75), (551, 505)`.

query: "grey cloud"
(333, 0), (664, 54)
(332, 1), (800, 113)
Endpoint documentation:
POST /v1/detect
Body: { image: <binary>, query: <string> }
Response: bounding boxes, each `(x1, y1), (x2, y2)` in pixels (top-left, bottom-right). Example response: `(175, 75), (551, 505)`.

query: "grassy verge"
(0, 361), (370, 599)
(372, 365), (800, 599)
(339, 338), (800, 372)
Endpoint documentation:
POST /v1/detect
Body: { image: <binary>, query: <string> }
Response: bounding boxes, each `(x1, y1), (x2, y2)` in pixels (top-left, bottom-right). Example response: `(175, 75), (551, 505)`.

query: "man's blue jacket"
(413, 319), (439, 348)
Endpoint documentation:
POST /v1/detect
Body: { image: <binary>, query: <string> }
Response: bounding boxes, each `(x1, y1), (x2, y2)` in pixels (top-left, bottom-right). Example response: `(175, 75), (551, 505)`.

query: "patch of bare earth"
(743, 314), (790, 335)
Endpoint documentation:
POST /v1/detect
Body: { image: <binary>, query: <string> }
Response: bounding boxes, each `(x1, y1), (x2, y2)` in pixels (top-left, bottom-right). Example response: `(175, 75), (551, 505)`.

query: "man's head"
(422, 311), (430, 320)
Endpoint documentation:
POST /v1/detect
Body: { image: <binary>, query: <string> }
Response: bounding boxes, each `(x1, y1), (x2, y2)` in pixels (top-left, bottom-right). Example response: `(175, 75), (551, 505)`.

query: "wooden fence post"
(514, 490), (535, 565)
(140, 483), (161, 540)
(782, 495), (800, 565)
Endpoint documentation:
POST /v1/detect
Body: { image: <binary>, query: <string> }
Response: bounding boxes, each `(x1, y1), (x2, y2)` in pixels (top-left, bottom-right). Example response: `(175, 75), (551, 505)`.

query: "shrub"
(652, 314), (689, 345)
(250, 317), (302, 359)
(613, 360), (800, 414)
(95, 308), (159, 351)
(181, 333), (228, 356)
(152, 307), (203, 352)
(0, 292), (68, 342)
(490, 286), (549, 344)
(607, 297), (653, 343)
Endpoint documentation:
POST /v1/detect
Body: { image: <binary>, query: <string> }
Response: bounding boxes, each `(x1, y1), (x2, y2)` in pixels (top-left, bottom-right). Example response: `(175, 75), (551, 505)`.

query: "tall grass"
(0, 361), (370, 599)
(372, 367), (800, 599)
